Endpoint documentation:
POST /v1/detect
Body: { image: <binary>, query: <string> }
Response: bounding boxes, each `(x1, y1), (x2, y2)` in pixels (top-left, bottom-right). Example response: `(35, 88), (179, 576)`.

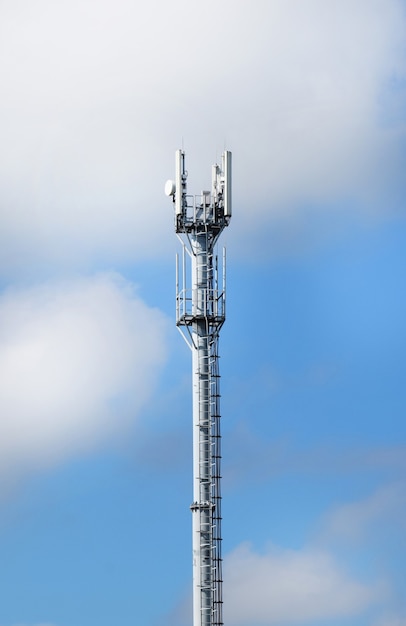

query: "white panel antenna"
(175, 149), (186, 216)
(212, 164), (220, 199)
(222, 150), (232, 217)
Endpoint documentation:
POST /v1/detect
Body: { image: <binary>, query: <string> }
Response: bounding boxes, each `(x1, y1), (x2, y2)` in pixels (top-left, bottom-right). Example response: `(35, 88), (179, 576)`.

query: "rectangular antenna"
(223, 150), (232, 217)
(175, 149), (185, 216)
(212, 164), (219, 198)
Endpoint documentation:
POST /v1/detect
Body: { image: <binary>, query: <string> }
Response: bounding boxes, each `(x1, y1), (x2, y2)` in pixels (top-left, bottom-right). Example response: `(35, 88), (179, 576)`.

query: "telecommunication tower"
(165, 150), (232, 626)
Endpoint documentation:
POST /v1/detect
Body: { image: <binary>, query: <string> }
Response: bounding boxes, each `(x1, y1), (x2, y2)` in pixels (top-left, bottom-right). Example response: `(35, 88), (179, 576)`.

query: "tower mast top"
(165, 149), (232, 235)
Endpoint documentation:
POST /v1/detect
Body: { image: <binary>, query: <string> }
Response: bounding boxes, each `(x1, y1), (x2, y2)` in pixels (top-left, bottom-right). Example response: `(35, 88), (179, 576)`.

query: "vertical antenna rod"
(165, 150), (232, 626)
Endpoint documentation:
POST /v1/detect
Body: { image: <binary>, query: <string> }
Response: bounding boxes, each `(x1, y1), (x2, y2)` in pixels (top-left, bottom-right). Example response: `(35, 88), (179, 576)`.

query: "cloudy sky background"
(0, 0), (405, 625)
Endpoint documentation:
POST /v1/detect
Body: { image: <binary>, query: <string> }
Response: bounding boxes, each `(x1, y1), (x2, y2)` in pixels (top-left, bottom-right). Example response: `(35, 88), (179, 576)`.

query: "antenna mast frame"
(167, 149), (232, 626)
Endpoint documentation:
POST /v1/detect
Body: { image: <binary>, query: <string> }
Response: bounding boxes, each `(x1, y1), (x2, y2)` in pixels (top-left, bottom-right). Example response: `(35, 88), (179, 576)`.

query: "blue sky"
(0, 1), (406, 625)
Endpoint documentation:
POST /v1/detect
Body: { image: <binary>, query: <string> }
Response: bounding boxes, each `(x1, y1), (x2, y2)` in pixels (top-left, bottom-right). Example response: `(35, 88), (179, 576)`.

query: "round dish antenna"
(165, 179), (176, 197)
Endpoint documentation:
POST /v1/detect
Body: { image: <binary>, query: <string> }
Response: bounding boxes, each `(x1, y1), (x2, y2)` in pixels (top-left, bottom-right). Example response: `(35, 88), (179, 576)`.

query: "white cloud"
(320, 482), (406, 543)
(0, 0), (405, 275)
(223, 542), (384, 625)
(0, 274), (168, 479)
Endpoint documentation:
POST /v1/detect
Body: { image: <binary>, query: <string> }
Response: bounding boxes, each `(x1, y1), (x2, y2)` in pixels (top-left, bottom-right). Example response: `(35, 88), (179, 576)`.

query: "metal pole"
(191, 233), (212, 626)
